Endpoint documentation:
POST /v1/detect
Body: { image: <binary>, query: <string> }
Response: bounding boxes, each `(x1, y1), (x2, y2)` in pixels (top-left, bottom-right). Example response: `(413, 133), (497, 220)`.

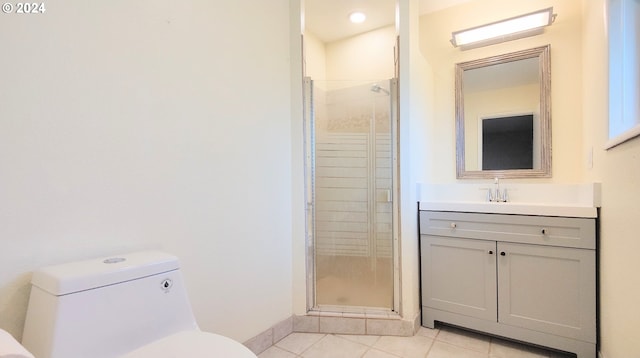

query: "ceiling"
(305, 0), (473, 43)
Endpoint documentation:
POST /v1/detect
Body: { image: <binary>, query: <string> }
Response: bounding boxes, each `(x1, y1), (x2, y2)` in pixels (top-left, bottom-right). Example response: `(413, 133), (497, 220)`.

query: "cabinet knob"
(541, 228), (547, 235)
(500, 251), (506, 256)
(450, 222), (457, 229)
(488, 250), (494, 255)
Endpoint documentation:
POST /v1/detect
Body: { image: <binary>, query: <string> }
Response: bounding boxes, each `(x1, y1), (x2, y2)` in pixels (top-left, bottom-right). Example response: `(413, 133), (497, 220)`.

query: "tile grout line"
(299, 333), (328, 358)
(266, 327), (572, 358)
(422, 328), (440, 358)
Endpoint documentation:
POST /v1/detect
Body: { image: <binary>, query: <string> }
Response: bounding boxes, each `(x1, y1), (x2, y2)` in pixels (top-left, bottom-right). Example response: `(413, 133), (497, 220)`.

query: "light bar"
(451, 7), (556, 50)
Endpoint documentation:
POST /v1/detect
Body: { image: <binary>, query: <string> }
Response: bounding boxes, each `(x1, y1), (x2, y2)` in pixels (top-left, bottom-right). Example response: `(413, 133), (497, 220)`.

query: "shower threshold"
(298, 308), (417, 337)
(309, 305), (399, 320)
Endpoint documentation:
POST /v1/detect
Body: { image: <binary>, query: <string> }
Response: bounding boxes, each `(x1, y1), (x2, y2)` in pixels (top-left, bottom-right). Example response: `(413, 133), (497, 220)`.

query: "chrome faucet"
(488, 177), (508, 202)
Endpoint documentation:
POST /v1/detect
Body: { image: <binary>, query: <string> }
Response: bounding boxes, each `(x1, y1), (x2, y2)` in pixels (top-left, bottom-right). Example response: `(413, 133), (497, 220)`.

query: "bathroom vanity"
(420, 208), (597, 358)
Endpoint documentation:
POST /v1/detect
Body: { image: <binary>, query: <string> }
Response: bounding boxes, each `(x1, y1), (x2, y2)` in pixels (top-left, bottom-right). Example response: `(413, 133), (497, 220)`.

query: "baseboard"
(243, 316), (293, 355)
(293, 309), (421, 336)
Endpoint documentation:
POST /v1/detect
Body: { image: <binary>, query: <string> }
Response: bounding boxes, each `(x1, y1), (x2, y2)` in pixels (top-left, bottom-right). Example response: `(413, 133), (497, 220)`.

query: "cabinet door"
(497, 242), (596, 343)
(421, 236), (497, 321)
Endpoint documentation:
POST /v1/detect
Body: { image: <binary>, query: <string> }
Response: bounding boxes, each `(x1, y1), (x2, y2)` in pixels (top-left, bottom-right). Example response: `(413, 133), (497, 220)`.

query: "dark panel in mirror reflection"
(482, 115), (533, 170)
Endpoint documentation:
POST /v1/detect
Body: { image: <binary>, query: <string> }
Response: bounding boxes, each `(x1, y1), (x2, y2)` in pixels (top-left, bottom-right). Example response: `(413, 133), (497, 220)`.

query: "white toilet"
(21, 251), (257, 358)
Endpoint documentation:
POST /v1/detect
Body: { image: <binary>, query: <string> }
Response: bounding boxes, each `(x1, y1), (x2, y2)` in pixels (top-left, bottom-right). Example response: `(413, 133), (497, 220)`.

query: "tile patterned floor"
(258, 325), (574, 358)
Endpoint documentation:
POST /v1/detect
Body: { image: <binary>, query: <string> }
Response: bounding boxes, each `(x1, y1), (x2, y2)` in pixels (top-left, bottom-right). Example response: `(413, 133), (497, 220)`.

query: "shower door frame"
(303, 77), (400, 315)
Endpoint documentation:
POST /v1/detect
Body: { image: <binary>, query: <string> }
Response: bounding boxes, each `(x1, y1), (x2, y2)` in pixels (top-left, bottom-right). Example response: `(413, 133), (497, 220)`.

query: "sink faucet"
(489, 177), (508, 202)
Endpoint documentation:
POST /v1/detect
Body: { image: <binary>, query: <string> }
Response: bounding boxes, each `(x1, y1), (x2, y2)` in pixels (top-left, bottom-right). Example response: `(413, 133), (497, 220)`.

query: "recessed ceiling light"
(349, 11), (366, 24)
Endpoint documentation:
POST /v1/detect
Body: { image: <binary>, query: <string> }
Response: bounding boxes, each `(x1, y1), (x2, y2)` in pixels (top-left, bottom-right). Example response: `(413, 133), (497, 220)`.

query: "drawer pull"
(541, 228), (547, 235)
(450, 222), (457, 229)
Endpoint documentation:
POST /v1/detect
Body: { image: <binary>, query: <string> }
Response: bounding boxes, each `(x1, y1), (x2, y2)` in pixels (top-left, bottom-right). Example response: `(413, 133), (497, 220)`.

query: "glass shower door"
(306, 78), (397, 311)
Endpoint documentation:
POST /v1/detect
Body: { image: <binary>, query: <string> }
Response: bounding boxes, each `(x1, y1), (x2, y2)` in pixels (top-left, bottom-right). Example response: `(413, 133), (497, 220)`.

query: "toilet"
(21, 251), (257, 358)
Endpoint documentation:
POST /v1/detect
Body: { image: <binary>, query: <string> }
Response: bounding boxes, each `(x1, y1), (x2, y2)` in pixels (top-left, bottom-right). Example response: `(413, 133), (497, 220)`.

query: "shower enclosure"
(304, 78), (398, 312)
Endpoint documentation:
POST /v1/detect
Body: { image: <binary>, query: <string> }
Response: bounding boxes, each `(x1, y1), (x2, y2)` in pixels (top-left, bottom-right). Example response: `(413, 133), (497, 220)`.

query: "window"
(607, 0), (640, 149)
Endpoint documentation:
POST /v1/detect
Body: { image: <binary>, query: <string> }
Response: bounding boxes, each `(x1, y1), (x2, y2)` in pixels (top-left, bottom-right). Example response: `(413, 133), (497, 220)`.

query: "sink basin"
(418, 183), (600, 218)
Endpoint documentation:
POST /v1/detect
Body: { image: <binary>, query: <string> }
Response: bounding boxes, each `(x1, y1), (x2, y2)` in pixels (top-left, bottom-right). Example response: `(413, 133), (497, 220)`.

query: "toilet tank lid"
(31, 251), (181, 296)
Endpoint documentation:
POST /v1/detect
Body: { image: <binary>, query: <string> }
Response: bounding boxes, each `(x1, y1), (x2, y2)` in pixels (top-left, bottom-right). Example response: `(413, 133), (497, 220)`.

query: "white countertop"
(419, 201), (598, 218)
(417, 183), (600, 218)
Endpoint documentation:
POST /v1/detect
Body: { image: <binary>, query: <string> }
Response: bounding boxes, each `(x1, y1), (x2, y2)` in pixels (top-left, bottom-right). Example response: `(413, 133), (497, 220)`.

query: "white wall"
(325, 26), (396, 84)
(581, 1), (640, 357)
(420, 0), (584, 183)
(398, 0), (433, 320)
(0, 0), (293, 343)
(303, 31), (327, 81)
(291, 0), (308, 317)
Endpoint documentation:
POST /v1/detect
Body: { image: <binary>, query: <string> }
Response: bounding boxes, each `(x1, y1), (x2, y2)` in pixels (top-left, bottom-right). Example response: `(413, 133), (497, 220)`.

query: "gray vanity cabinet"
(421, 236), (497, 321)
(420, 211), (597, 358)
(497, 242), (595, 342)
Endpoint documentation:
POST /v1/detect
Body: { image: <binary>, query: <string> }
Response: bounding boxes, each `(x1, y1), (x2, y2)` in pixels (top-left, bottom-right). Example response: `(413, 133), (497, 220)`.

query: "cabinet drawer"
(420, 211), (595, 249)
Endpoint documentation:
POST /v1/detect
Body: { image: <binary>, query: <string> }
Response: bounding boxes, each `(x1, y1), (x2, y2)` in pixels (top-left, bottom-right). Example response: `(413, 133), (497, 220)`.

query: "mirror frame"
(456, 45), (551, 179)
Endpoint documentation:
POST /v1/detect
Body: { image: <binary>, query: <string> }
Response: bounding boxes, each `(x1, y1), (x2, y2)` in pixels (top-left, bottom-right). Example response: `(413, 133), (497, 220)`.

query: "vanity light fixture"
(349, 11), (366, 24)
(451, 7), (556, 50)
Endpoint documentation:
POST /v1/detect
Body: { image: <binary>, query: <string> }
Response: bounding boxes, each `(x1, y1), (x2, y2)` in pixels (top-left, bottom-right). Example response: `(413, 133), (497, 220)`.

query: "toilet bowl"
(21, 251), (257, 358)
(122, 331), (256, 358)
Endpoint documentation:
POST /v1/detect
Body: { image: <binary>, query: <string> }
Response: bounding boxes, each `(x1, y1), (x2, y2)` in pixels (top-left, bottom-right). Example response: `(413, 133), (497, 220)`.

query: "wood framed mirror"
(456, 45), (551, 179)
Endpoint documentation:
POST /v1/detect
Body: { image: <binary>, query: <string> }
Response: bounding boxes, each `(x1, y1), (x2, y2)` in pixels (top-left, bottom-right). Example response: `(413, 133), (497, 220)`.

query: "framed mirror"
(456, 45), (551, 179)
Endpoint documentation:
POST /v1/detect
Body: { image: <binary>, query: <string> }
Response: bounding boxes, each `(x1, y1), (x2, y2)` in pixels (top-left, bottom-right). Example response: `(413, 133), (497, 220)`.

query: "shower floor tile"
(258, 325), (575, 358)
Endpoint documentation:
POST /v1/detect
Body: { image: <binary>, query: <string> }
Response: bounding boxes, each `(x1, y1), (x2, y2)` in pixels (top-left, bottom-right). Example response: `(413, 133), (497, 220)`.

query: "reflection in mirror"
(456, 45), (551, 179)
(481, 114), (534, 170)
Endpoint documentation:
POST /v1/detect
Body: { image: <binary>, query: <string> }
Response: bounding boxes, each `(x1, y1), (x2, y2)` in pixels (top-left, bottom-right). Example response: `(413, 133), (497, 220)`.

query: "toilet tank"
(22, 251), (199, 358)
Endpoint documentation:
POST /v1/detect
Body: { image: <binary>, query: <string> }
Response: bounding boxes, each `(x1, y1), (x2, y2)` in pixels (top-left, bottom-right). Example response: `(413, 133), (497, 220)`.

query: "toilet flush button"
(161, 279), (173, 291)
(103, 257), (126, 264)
